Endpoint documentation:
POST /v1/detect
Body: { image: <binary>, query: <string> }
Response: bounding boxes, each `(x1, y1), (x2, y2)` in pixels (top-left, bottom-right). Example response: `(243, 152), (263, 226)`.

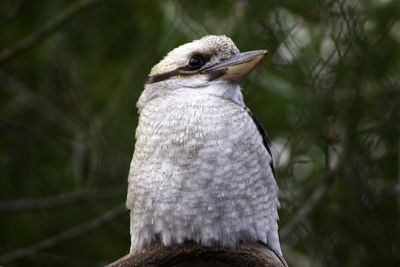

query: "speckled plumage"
(127, 35), (281, 255)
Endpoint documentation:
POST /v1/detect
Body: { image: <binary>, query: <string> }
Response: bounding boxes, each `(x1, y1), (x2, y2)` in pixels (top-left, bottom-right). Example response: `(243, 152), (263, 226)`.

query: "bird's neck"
(137, 81), (244, 112)
(198, 82), (244, 106)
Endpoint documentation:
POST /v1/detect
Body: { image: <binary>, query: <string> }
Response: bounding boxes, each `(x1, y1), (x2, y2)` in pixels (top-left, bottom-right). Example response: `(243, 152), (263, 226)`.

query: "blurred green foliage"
(0, 0), (399, 266)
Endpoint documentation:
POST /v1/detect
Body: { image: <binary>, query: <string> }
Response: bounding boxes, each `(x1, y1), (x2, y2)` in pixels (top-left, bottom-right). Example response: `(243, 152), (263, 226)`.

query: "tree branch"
(0, 0), (108, 64)
(26, 251), (108, 266)
(279, 158), (344, 241)
(0, 186), (124, 212)
(107, 242), (288, 267)
(0, 204), (126, 264)
(280, 54), (363, 241)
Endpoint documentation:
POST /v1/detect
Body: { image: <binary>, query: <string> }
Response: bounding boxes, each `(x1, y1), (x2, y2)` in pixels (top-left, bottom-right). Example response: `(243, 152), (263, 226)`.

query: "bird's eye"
(188, 55), (203, 69)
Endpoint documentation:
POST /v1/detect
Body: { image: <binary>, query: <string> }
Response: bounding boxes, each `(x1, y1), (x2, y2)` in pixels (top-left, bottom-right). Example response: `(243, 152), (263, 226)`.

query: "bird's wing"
(245, 108), (276, 177)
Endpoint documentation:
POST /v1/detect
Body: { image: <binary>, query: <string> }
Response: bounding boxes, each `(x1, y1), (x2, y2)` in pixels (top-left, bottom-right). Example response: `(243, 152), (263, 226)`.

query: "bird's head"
(137, 35), (267, 109)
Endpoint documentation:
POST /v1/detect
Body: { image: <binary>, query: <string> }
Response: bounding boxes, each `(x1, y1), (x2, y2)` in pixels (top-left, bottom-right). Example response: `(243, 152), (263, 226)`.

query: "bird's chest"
(137, 94), (243, 157)
(133, 93), (258, 190)
(129, 93), (272, 227)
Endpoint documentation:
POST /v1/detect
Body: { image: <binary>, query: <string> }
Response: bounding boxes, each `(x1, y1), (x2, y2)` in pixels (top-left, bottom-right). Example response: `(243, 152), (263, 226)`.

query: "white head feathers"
(149, 35), (239, 76)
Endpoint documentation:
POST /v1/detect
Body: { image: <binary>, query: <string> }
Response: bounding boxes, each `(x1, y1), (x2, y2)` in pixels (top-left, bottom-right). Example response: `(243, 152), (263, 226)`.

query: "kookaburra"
(127, 35), (281, 255)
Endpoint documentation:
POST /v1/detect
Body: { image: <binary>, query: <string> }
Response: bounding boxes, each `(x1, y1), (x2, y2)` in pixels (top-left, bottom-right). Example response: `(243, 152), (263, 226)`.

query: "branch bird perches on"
(107, 242), (288, 267)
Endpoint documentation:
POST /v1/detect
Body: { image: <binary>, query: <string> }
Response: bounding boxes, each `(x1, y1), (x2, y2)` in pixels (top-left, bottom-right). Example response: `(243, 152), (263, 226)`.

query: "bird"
(126, 35), (282, 256)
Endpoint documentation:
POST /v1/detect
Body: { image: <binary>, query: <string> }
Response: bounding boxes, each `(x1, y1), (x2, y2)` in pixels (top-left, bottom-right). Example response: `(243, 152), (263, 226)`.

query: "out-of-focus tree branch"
(0, 0), (108, 64)
(0, 186), (124, 212)
(0, 204), (126, 264)
(280, 58), (363, 241)
(397, 141), (400, 216)
(27, 252), (108, 266)
(279, 157), (344, 241)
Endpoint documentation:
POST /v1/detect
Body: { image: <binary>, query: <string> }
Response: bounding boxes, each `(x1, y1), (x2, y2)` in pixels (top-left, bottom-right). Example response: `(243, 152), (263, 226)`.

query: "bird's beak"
(201, 50), (268, 83)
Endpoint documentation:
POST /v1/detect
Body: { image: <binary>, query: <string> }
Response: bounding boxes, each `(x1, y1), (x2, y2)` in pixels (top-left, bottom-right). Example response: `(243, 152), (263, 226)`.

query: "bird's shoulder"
(244, 107), (276, 177)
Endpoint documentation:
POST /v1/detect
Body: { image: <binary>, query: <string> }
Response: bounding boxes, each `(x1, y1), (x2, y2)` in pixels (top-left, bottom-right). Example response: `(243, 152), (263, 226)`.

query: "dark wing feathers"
(246, 108), (276, 177)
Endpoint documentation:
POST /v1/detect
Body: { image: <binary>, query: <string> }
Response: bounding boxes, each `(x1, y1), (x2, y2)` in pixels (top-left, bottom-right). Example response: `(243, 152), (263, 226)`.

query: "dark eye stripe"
(146, 53), (212, 84)
(147, 69), (182, 84)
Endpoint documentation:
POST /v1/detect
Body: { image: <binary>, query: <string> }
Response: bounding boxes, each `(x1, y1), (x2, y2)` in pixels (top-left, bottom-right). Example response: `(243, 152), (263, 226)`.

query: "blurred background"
(1, 0), (399, 266)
